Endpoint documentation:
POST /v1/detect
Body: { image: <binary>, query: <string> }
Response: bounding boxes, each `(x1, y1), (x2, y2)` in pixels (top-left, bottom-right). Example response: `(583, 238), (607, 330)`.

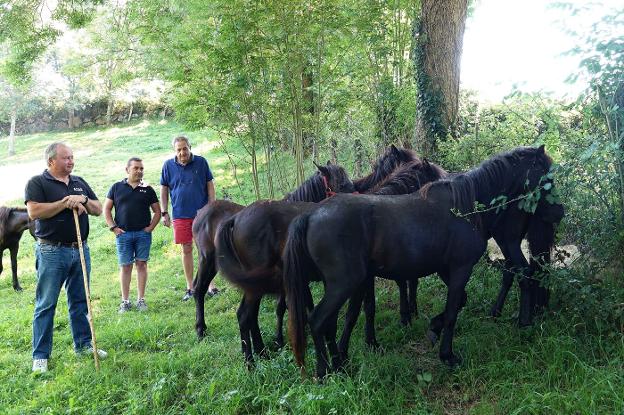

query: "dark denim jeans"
(32, 242), (92, 359)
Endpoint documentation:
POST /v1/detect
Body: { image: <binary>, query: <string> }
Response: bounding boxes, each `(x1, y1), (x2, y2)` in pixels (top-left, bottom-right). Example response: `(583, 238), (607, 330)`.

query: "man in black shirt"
(104, 157), (160, 313)
(25, 142), (106, 373)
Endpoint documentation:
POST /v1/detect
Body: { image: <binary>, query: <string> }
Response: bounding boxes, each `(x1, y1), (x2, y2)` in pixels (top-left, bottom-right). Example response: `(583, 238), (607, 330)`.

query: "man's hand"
(162, 213), (171, 228)
(113, 227), (125, 236)
(73, 203), (87, 216)
(143, 226), (153, 233)
(64, 195), (87, 210)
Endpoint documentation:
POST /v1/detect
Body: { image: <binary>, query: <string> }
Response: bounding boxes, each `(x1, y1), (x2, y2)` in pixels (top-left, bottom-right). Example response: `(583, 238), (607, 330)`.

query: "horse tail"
(283, 212), (315, 370)
(215, 215), (276, 286)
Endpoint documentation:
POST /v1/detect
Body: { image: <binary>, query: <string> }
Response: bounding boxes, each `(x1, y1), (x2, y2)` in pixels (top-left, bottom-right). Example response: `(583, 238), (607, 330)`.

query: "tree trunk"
(127, 102), (133, 122)
(413, 0), (468, 158)
(106, 96), (114, 126)
(8, 109), (17, 156)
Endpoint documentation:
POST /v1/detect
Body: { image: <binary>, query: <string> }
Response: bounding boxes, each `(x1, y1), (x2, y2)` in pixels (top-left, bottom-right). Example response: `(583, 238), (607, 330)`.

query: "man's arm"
(161, 185), (171, 227)
(26, 198), (72, 220)
(103, 198), (123, 235)
(103, 198), (116, 228)
(145, 202), (162, 232)
(83, 197), (102, 216)
(207, 180), (216, 203)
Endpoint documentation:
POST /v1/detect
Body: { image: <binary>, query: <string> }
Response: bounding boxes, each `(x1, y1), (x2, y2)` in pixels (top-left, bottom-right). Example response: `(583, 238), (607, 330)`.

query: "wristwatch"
(82, 195), (89, 205)
(162, 211), (169, 216)
(110, 225), (118, 231)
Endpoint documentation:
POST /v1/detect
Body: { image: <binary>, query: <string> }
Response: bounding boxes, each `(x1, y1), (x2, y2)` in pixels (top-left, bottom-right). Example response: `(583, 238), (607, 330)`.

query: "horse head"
(314, 161), (355, 195)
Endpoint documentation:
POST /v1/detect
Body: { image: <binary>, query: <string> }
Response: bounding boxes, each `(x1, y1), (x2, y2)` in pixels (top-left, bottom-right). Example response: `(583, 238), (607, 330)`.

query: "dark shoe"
(182, 289), (194, 301)
(136, 298), (148, 312)
(118, 301), (132, 313)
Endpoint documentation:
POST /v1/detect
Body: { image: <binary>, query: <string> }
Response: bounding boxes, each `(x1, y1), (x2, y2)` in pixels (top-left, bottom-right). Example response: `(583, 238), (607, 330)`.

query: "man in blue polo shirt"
(160, 136), (218, 301)
(104, 157), (161, 313)
(25, 142), (107, 373)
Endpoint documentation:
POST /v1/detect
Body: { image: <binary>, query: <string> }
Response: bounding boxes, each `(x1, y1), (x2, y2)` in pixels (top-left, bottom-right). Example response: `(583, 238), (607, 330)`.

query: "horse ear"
(313, 160), (321, 169)
(326, 160), (332, 165)
(538, 144), (546, 154)
(391, 144), (399, 154)
(316, 163), (330, 177)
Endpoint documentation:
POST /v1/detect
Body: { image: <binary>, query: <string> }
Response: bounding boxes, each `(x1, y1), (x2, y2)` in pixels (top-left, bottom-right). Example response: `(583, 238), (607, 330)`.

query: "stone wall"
(0, 100), (170, 135)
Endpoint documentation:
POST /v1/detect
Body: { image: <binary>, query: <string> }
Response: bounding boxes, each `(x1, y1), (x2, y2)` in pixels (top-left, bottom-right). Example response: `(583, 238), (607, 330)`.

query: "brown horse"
(192, 162), (357, 341)
(193, 145), (420, 343)
(214, 157), (446, 366)
(0, 207), (35, 291)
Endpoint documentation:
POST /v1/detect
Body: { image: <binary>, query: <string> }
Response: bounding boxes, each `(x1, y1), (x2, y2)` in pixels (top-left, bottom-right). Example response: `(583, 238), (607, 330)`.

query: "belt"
(38, 238), (86, 248)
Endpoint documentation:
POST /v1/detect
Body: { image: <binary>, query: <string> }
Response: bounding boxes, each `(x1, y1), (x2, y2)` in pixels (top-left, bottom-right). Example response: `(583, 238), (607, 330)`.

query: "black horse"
(214, 154), (444, 366)
(193, 162), (356, 343)
(0, 207), (35, 291)
(283, 146), (563, 377)
(399, 184), (564, 327)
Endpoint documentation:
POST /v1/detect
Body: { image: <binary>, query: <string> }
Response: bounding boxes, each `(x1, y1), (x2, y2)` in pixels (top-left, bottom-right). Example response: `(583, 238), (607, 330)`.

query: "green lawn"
(0, 120), (622, 414)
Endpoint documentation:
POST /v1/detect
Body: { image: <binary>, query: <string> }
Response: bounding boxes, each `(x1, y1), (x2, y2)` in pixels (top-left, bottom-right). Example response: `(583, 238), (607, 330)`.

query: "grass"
(0, 120), (623, 414)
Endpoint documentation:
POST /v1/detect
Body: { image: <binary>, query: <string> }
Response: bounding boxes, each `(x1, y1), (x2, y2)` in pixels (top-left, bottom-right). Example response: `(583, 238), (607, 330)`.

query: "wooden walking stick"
(73, 208), (100, 370)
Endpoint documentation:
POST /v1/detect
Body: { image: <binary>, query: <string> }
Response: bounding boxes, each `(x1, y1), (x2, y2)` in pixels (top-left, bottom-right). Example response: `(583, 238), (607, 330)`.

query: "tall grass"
(0, 120), (622, 414)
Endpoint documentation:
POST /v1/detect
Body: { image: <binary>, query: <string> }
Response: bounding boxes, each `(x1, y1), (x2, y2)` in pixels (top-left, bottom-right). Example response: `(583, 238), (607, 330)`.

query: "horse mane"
(283, 164), (347, 203)
(370, 159), (448, 195)
(353, 145), (419, 193)
(419, 147), (551, 217)
(0, 207), (27, 241)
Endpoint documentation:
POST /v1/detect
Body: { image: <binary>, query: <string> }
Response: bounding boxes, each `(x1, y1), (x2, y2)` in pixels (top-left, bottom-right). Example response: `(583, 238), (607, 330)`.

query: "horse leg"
(490, 259), (514, 317)
(408, 278), (418, 318)
(503, 245), (533, 327)
(9, 244), (22, 292)
(397, 279), (411, 326)
(194, 252), (215, 340)
(273, 290), (286, 349)
(337, 279), (369, 361)
(428, 289), (467, 346)
(248, 295), (267, 359)
(0, 248), (3, 278)
(439, 266), (472, 368)
(309, 287), (353, 379)
(236, 294), (255, 368)
(362, 277), (379, 349)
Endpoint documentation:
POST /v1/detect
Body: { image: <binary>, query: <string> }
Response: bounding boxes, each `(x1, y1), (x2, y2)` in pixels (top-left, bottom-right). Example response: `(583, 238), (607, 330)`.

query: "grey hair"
(172, 135), (191, 148)
(44, 142), (68, 166)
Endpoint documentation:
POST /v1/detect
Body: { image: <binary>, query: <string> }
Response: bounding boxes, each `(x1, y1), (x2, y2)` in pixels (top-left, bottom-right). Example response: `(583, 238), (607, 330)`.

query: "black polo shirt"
(106, 179), (159, 231)
(24, 170), (98, 243)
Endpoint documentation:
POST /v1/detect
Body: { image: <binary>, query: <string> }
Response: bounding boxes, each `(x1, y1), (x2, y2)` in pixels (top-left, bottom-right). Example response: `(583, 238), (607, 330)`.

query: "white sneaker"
(80, 347), (108, 359)
(32, 358), (48, 373)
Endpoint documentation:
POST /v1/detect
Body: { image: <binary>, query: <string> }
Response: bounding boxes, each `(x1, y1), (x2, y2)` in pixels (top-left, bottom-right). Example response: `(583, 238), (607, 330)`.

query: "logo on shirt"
(139, 189), (147, 193)
(73, 187), (84, 192)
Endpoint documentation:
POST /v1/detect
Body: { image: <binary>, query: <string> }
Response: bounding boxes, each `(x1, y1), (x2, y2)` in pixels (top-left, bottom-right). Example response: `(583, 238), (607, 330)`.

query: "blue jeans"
(115, 230), (152, 265)
(32, 242), (92, 359)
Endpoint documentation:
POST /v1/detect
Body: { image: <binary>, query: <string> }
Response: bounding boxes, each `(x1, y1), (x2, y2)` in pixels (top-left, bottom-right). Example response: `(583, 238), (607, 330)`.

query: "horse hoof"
(13, 285), (23, 292)
(518, 318), (533, 328)
(426, 330), (438, 346)
(245, 359), (256, 371)
(441, 353), (462, 369)
(272, 337), (285, 350)
(196, 329), (206, 341)
(490, 306), (502, 318)
(400, 316), (411, 326)
(366, 339), (381, 351)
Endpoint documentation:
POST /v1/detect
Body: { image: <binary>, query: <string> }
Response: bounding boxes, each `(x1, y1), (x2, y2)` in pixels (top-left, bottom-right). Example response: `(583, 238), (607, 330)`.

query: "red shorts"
(172, 218), (194, 244)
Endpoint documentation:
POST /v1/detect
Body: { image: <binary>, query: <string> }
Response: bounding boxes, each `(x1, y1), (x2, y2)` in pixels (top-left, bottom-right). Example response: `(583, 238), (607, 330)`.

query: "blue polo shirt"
(160, 154), (214, 219)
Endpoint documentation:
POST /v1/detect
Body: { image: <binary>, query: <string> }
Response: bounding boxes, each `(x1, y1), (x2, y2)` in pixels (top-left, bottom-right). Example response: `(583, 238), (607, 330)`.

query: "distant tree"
(413, 0), (468, 158)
